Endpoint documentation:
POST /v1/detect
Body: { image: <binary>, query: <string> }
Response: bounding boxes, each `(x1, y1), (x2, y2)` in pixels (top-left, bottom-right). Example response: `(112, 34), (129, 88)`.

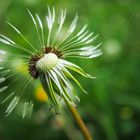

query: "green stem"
(63, 95), (93, 140)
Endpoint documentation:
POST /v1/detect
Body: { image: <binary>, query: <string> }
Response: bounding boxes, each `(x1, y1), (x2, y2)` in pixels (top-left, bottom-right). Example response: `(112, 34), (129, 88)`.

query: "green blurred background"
(0, 0), (140, 140)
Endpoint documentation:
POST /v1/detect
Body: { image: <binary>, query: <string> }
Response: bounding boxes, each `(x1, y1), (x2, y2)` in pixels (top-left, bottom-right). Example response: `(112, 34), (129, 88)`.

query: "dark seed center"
(28, 47), (63, 79)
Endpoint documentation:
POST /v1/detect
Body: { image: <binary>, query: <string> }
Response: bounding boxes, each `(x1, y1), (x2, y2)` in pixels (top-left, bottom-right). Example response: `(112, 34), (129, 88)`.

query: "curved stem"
(63, 95), (93, 140)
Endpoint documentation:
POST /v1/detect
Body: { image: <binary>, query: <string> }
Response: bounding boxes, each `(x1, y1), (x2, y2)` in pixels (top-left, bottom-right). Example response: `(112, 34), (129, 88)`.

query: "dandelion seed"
(0, 6), (102, 117)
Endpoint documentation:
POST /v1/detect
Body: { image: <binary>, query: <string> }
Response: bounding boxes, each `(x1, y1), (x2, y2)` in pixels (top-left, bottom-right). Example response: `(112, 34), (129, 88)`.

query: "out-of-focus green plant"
(0, 0), (140, 140)
(0, 1), (102, 139)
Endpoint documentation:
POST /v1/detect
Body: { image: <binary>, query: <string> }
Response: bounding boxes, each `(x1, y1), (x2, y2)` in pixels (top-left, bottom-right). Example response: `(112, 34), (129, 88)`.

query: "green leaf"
(62, 68), (88, 94)
(48, 76), (59, 109)
(59, 78), (73, 103)
(39, 73), (59, 112)
(60, 59), (94, 78)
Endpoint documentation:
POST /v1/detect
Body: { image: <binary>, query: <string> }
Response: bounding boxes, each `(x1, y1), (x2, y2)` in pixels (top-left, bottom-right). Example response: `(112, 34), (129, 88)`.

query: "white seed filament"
(36, 53), (58, 72)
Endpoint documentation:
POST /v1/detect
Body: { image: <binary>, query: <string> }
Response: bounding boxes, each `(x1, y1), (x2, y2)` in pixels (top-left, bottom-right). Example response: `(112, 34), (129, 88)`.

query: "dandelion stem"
(63, 95), (93, 140)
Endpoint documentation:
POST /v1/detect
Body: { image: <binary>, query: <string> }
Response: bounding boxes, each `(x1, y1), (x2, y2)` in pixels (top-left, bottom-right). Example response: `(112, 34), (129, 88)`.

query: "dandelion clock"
(0, 6), (102, 140)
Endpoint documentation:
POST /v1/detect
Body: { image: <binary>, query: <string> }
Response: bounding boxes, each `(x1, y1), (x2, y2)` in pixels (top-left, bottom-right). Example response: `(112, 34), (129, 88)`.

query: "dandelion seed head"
(36, 53), (58, 72)
(0, 6), (102, 117)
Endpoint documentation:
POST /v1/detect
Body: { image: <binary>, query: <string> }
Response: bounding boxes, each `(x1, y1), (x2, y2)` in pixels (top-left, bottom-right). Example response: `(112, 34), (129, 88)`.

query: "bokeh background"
(0, 0), (140, 140)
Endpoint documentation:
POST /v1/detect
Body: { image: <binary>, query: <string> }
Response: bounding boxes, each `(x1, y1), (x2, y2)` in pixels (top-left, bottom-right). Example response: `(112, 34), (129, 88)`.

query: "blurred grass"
(0, 0), (140, 140)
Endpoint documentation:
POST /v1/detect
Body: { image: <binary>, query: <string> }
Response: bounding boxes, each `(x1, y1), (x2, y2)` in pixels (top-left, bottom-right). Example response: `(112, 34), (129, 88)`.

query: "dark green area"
(0, 0), (140, 140)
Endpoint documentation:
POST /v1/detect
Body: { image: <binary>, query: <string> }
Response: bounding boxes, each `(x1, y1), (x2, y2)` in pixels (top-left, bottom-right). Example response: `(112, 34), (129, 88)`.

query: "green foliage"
(0, 0), (140, 140)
